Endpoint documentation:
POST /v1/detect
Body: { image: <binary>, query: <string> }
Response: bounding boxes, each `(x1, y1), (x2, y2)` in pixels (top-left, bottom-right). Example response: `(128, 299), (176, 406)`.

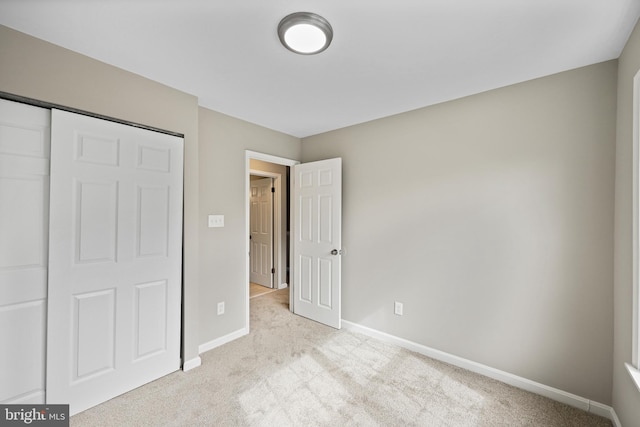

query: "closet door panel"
(0, 99), (50, 404)
(47, 109), (183, 415)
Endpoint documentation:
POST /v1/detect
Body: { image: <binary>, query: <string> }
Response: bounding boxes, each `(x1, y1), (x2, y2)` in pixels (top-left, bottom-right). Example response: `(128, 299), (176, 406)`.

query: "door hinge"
(271, 187), (275, 193)
(271, 268), (275, 274)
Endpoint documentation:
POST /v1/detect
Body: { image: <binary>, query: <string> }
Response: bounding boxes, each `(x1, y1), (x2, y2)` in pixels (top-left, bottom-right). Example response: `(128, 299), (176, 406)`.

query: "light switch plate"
(394, 301), (403, 316)
(208, 215), (224, 228)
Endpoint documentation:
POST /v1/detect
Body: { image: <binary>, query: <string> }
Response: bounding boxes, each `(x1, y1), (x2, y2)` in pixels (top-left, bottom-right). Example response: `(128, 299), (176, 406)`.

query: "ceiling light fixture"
(278, 12), (333, 55)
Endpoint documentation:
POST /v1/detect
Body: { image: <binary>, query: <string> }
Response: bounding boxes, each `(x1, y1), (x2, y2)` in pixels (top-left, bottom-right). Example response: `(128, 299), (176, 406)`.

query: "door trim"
(245, 151), (299, 332)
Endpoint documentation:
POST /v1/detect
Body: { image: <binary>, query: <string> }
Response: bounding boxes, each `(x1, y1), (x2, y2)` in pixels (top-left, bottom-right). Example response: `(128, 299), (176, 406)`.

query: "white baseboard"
(199, 327), (248, 354)
(592, 402), (621, 427)
(342, 320), (615, 422)
(182, 356), (201, 372)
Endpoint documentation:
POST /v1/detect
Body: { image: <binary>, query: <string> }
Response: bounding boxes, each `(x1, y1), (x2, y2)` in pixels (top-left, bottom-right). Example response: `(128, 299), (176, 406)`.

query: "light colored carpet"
(250, 282), (278, 299)
(71, 289), (611, 426)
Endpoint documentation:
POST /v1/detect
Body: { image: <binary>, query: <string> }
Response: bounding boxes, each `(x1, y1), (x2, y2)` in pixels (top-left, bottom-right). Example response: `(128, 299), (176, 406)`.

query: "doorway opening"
(245, 151), (299, 331)
(245, 152), (343, 330)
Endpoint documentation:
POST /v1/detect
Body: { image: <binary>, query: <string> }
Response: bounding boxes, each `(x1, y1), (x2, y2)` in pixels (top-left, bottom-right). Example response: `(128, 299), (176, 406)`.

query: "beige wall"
(302, 61), (617, 404)
(0, 25), (202, 364)
(613, 18), (640, 427)
(198, 108), (300, 344)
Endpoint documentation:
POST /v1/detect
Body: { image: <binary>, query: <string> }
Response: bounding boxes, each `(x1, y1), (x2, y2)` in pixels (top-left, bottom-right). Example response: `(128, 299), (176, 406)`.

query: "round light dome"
(278, 12), (333, 55)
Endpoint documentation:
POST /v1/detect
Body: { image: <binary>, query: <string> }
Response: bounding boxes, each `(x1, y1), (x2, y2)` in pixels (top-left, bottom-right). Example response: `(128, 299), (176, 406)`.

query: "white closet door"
(47, 110), (183, 415)
(0, 99), (50, 404)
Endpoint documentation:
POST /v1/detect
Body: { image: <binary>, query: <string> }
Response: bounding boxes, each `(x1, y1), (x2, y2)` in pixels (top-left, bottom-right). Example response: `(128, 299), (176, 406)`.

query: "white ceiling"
(1, 1), (639, 138)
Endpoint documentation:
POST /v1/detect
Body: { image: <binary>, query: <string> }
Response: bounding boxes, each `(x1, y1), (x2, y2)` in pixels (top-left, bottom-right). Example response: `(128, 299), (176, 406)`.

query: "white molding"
(589, 402), (621, 426)
(625, 362), (640, 393)
(182, 356), (201, 372)
(633, 68), (640, 368)
(342, 320), (614, 421)
(609, 406), (623, 427)
(588, 401), (615, 420)
(198, 327), (248, 355)
(246, 150), (299, 167)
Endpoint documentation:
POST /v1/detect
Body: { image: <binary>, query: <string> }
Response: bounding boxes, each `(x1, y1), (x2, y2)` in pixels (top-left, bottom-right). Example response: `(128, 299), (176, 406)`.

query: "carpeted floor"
(71, 289), (612, 426)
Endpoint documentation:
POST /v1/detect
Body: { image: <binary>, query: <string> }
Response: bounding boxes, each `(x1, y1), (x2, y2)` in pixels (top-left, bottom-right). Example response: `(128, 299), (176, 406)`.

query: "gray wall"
(302, 61), (617, 404)
(613, 18), (640, 427)
(198, 108), (299, 344)
(0, 25), (202, 363)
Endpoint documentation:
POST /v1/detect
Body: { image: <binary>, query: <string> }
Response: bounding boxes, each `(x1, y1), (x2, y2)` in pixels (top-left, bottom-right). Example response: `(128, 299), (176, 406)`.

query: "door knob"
(331, 249), (342, 255)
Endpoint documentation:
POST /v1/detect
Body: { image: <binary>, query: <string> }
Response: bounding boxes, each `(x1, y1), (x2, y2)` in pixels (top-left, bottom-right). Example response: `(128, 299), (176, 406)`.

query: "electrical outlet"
(394, 301), (403, 316)
(217, 302), (225, 315)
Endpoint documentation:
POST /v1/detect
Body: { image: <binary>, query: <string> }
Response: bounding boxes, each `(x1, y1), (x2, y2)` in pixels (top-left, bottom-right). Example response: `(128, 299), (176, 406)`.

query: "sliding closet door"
(47, 110), (184, 415)
(0, 99), (50, 404)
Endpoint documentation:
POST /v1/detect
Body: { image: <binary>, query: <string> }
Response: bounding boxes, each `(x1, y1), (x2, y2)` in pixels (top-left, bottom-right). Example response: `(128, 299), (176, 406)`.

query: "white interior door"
(0, 99), (50, 404)
(250, 177), (273, 288)
(47, 110), (183, 415)
(292, 158), (342, 329)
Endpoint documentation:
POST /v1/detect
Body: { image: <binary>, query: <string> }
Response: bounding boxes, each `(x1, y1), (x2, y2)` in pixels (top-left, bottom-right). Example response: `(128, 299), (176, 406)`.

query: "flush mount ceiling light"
(278, 12), (333, 55)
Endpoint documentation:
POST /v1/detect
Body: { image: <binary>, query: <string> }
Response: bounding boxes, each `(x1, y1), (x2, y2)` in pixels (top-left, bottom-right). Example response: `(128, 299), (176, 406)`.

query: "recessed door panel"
(300, 171), (313, 188)
(250, 201), (258, 233)
(137, 186), (169, 258)
(260, 200), (269, 233)
(0, 122), (46, 157)
(0, 177), (45, 268)
(300, 196), (313, 242)
(137, 146), (170, 173)
(250, 241), (259, 275)
(318, 169), (333, 186)
(0, 300), (46, 403)
(299, 255), (312, 303)
(259, 243), (268, 276)
(318, 258), (332, 309)
(318, 195), (333, 244)
(73, 289), (116, 381)
(76, 181), (118, 263)
(75, 134), (119, 166)
(134, 280), (167, 360)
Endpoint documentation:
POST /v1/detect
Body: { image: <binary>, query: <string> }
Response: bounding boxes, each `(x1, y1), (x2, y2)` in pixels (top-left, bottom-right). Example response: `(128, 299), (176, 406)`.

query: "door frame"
(249, 172), (278, 288)
(245, 151), (299, 331)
